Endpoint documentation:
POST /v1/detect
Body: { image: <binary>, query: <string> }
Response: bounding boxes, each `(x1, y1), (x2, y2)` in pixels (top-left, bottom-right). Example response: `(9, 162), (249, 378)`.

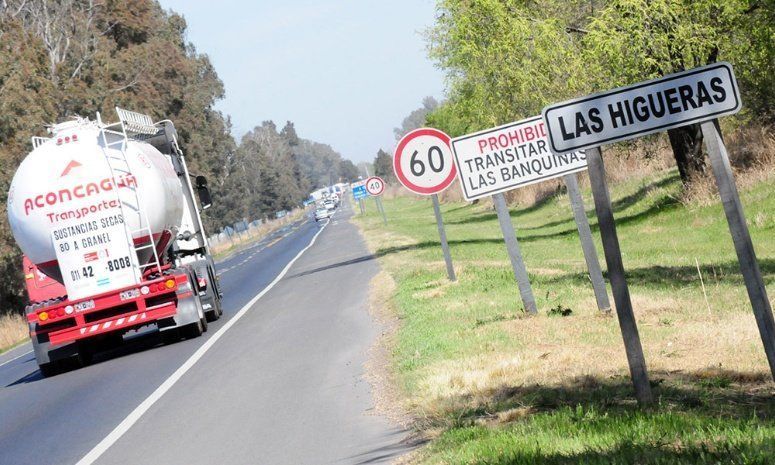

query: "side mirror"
(196, 175), (212, 210)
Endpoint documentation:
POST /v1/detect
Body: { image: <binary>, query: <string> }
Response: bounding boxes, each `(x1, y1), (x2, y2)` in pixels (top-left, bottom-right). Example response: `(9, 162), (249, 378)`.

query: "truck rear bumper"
(48, 302), (180, 346)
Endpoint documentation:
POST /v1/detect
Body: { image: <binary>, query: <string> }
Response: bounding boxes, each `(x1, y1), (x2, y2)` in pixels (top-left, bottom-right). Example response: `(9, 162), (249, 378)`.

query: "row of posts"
(425, 121), (774, 405)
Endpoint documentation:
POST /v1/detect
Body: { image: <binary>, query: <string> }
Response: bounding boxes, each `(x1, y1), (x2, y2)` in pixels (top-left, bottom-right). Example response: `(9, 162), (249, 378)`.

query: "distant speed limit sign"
(393, 128), (457, 195)
(366, 176), (385, 196)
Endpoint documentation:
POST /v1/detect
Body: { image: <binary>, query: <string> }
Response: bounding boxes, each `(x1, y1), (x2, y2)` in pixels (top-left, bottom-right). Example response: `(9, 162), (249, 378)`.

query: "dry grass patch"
(0, 313), (27, 353)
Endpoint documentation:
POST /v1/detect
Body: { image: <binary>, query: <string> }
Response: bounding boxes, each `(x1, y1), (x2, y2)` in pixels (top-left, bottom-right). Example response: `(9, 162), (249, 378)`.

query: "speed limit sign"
(365, 176), (385, 196)
(393, 128), (457, 195)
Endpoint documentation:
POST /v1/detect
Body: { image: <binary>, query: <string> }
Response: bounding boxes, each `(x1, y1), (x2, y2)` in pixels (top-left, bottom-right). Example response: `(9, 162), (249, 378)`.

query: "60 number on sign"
(393, 128), (457, 195)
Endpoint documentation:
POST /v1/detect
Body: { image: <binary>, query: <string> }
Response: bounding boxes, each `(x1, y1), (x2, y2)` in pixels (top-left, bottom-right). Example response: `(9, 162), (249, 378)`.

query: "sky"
(158, 0), (446, 163)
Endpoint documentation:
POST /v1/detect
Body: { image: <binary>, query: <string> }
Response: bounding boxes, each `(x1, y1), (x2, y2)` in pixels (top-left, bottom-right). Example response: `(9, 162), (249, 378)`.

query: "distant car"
(314, 207), (330, 222)
(324, 200), (335, 211)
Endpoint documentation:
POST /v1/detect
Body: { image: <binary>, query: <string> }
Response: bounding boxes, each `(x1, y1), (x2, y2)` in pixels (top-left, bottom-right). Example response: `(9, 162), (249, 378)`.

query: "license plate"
(75, 300), (95, 312)
(120, 289), (140, 301)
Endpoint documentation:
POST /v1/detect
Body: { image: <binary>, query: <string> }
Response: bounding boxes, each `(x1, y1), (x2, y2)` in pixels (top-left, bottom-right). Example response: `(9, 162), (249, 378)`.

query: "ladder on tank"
(96, 107), (163, 280)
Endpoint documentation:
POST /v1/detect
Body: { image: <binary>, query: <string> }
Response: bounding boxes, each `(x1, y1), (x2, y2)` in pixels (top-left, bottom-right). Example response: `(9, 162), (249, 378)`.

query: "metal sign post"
(450, 115), (607, 314)
(542, 62), (754, 401)
(375, 197), (387, 225)
(586, 147), (653, 404)
(431, 194), (456, 282)
(492, 193), (536, 314)
(563, 174), (611, 312)
(352, 180), (368, 215)
(366, 176), (388, 225)
(702, 120), (775, 378)
(394, 128), (459, 282)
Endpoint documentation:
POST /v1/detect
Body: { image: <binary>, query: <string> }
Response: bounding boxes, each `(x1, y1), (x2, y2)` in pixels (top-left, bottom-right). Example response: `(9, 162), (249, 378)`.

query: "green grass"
(427, 404), (774, 465)
(355, 168), (775, 464)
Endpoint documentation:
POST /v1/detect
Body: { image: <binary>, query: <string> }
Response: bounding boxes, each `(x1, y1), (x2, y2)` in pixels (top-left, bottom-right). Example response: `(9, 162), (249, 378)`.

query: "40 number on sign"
(366, 176), (385, 196)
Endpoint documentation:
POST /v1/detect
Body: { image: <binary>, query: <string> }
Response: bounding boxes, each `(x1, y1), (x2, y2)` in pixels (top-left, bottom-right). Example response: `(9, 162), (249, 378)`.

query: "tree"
(582, 0), (759, 183)
(0, 1), (363, 314)
(339, 160), (360, 183)
(394, 96), (439, 140)
(0, 0), (234, 313)
(373, 149), (395, 184)
(426, 0), (775, 185)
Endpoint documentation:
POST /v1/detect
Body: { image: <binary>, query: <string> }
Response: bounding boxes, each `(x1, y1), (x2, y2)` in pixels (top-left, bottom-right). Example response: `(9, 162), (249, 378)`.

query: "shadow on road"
(5, 330), (187, 387)
(287, 254), (379, 279)
(345, 429), (427, 465)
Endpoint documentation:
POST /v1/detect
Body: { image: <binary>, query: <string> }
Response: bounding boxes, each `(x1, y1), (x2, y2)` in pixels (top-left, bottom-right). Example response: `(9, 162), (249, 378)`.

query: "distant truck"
(6, 108), (223, 376)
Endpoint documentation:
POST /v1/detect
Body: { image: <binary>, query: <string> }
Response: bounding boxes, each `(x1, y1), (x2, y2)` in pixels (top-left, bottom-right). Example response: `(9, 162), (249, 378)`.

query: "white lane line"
(76, 219), (329, 465)
(0, 348), (33, 369)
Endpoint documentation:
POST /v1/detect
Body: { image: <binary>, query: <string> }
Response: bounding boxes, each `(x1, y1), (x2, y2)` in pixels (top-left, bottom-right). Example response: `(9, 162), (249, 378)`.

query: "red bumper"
(48, 304), (178, 345)
(29, 274), (191, 347)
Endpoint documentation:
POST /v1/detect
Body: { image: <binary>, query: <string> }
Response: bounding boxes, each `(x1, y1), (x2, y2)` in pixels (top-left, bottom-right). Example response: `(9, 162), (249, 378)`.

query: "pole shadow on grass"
(540, 259), (775, 288)
(446, 172), (681, 228)
(362, 194), (682, 261)
(421, 372), (773, 464)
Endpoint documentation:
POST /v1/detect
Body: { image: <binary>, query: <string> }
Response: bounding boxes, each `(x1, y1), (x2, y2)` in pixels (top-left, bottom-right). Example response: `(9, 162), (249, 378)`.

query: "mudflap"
(168, 290), (204, 330)
(32, 333), (78, 366)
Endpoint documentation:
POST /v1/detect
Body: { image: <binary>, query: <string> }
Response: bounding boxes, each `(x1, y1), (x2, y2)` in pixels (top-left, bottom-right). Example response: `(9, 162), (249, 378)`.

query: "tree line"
(424, 0), (774, 185)
(0, 0), (357, 313)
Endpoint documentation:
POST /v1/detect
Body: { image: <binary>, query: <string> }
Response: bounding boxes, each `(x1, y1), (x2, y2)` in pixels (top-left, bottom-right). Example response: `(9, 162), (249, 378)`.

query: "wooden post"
(586, 146), (653, 404)
(431, 194), (456, 282)
(492, 192), (538, 314)
(358, 198), (365, 215)
(702, 120), (775, 380)
(564, 174), (611, 312)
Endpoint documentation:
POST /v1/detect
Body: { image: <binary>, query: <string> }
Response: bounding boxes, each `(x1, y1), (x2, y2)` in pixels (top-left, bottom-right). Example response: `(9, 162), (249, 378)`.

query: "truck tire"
(77, 344), (94, 367)
(39, 361), (63, 378)
(161, 329), (181, 344)
(181, 319), (204, 339)
(204, 266), (222, 322)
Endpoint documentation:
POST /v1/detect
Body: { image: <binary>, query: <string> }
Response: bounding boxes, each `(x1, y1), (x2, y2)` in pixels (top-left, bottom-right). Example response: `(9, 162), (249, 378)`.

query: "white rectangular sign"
(52, 212), (139, 300)
(542, 62), (741, 154)
(451, 116), (588, 201)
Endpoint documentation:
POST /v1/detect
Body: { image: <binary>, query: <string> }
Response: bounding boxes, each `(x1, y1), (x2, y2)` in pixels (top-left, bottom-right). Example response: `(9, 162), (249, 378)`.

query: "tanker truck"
(6, 107), (223, 376)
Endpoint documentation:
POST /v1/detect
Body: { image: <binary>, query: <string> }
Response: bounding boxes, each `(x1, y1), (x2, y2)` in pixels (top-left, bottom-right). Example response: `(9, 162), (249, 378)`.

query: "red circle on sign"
(393, 128), (457, 195)
(366, 176), (385, 196)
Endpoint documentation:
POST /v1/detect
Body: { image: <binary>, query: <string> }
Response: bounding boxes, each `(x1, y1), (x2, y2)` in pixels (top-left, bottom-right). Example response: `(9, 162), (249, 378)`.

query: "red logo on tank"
(60, 160), (82, 177)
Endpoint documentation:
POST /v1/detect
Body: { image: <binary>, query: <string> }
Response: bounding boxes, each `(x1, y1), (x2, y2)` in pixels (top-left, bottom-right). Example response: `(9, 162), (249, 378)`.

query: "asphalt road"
(0, 200), (410, 464)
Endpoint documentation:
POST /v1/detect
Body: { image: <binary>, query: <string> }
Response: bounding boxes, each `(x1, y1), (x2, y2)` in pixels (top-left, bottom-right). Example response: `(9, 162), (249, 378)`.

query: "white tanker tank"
(7, 118), (184, 285)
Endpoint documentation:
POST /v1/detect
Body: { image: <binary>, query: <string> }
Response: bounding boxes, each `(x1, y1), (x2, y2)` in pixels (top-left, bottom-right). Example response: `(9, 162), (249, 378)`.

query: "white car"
(314, 207), (330, 222)
(324, 200), (336, 211)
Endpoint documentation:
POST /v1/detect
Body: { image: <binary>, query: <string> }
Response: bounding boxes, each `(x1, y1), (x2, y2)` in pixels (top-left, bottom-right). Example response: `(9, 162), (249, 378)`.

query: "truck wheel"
(181, 319), (204, 339)
(161, 329), (181, 345)
(39, 361), (62, 378)
(205, 306), (219, 323)
(77, 345), (94, 367)
(204, 267), (223, 322)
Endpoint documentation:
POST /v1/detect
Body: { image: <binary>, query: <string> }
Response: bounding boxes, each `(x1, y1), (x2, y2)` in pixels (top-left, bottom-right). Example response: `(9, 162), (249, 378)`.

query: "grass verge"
(354, 168), (775, 464)
(0, 313), (27, 355)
